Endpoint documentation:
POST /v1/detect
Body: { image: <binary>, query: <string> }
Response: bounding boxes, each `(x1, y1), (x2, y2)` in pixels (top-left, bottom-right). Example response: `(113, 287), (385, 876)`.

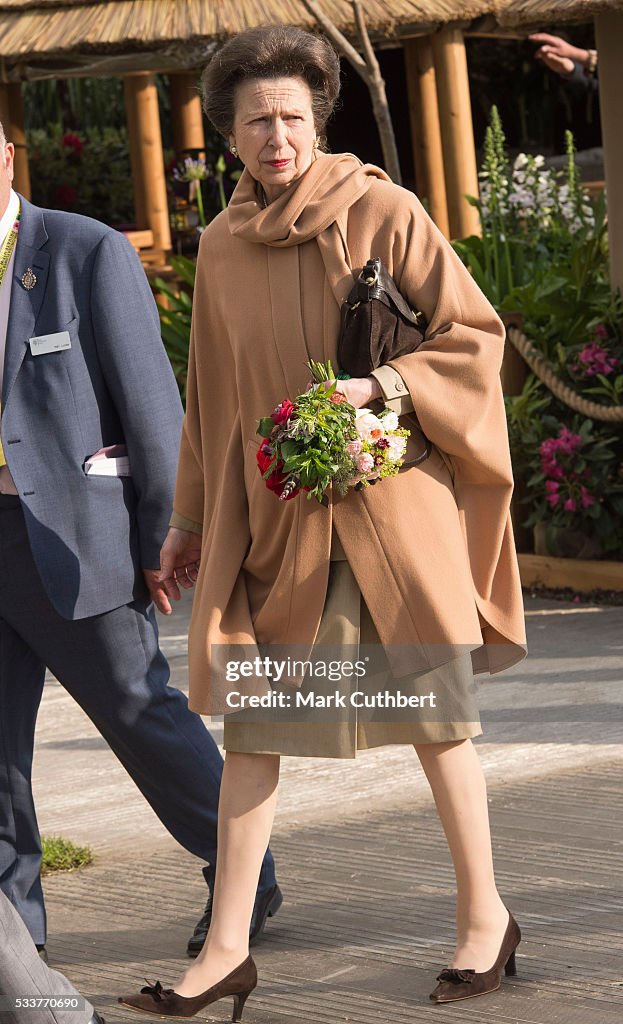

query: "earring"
(312, 137), (319, 151)
(230, 144), (238, 157)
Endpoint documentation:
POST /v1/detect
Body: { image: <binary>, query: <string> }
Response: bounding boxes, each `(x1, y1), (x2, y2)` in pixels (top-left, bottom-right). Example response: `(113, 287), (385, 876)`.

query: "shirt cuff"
(170, 511), (203, 535)
(369, 364), (414, 416)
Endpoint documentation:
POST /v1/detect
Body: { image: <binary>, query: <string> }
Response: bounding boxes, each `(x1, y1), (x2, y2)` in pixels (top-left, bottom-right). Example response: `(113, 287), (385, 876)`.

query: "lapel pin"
(21, 268), (37, 290)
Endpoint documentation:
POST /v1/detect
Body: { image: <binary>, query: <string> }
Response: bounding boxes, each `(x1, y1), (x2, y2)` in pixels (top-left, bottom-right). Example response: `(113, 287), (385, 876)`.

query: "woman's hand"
(334, 375), (382, 408)
(158, 527), (202, 607)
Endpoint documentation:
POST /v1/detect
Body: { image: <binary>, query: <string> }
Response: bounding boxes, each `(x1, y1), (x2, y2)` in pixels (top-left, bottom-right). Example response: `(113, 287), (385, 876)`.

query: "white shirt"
(0, 187), (21, 494)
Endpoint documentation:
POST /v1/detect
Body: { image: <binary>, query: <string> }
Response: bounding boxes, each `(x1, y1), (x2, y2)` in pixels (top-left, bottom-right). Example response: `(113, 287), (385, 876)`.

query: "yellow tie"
(0, 200), (21, 469)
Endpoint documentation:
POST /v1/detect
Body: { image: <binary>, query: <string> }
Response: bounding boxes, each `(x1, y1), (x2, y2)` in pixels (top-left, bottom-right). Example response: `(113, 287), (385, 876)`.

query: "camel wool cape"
(174, 153), (527, 715)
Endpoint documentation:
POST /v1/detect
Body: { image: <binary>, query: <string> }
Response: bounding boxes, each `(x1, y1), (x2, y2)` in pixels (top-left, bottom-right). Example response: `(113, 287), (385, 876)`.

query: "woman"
(120, 24), (527, 1019)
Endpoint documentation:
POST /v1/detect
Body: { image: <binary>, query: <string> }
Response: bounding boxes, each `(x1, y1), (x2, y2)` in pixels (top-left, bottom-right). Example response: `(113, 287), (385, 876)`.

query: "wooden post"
(404, 36), (450, 238)
(595, 13), (623, 294)
(0, 83), (31, 200)
(431, 25), (480, 240)
(170, 73), (205, 155)
(123, 73), (171, 252)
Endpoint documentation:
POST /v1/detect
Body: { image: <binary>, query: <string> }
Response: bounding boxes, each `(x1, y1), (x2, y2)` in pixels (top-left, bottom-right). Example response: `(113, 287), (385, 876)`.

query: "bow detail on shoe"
(436, 968), (476, 985)
(139, 980), (174, 1002)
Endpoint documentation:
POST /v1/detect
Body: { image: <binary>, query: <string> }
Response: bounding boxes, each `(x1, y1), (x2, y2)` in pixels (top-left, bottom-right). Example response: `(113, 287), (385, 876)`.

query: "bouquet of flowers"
(256, 360), (410, 503)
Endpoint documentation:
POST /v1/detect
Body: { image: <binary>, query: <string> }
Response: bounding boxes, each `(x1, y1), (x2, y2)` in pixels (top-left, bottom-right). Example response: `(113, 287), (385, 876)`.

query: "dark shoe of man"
(36, 944), (48, 964)
(187, 884), (283, 956)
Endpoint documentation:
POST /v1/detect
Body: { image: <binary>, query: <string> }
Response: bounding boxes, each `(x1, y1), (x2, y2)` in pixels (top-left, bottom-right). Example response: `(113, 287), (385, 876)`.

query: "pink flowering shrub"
(521, 419), (623, 555)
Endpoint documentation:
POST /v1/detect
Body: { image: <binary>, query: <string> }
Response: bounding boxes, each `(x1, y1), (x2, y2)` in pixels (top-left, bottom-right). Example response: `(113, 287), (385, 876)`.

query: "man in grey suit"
(0, 125), (281, 958)
(0, 889), (103, 1024)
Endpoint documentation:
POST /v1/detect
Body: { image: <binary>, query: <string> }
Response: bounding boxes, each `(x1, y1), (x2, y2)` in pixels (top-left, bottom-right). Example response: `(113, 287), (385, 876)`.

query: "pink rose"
(356, 452), (375, 474)
(355, 410), (384, 443)
(563, 498), (577, 512)
(347, 439), (363, 457)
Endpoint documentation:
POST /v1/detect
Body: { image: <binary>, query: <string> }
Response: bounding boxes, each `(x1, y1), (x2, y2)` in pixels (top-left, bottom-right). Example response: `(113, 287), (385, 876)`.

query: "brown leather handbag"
(337, 257), (428, 378)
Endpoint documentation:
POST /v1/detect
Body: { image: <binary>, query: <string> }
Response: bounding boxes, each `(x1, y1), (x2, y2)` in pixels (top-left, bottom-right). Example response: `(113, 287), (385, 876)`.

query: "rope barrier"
(506, 326), (623, 423)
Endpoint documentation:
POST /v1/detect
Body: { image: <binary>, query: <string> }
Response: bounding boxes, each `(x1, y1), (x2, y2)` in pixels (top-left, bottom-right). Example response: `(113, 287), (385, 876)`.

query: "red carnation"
(256, 440), (276, 475)
(265, 463), (300, 501)
(271, 399), (295, 425)
(330, 391), (347, 404)
(62, 132), (84, 156)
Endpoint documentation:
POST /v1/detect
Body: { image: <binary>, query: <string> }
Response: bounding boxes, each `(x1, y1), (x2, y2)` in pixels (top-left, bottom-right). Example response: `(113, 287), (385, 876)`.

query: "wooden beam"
(0, 83), (31, 200)
(518, 553), (623, 594)
(404, 37), (450, 238)
(170, 73), (205, 155)
(123, 73), (171, 252)
(431, 25), (480, 240)
(595, 12), (623, 294)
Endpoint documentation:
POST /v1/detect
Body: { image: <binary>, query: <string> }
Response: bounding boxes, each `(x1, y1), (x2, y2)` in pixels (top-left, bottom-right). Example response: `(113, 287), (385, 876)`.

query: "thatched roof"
(497, 0), (622, 27)
(0, 0), (494, 80)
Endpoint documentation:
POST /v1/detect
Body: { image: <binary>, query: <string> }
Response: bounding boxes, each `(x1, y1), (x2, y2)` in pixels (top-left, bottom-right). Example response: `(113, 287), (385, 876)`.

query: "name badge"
(29, 331), (72, 356)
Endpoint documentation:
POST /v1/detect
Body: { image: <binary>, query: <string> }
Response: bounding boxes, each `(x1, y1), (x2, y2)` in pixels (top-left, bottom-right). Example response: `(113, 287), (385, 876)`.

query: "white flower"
(386, 436), (407, 462)
(379, 410), (399, 431)
(355, 409), (384, 442)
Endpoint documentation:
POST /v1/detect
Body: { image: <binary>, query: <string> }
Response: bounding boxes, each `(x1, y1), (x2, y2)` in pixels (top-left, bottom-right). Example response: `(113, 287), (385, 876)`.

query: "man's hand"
(530, 33), (589, 76)
(143, 568), (175, 616)
(156, 527), (203, 610)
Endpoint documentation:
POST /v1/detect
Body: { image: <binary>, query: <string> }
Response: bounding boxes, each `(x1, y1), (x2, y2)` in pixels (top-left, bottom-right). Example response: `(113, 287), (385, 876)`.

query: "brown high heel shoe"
(429, 910), (521, 1003)
(118, 955), (257, 1022)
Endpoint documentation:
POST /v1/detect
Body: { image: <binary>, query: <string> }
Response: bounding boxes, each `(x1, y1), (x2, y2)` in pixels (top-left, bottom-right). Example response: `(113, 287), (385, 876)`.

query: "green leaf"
(257, 418), (275, 438)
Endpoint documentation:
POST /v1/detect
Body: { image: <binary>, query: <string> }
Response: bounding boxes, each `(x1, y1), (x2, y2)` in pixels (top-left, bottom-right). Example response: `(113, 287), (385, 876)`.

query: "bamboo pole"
(170, 73), (205, 155)
(431, 25), (480, 240)
(123, 73), (170, 252)
(595, 12), (623, 294)
(0, 83), (31, 200)
(403, 36), (450, 238)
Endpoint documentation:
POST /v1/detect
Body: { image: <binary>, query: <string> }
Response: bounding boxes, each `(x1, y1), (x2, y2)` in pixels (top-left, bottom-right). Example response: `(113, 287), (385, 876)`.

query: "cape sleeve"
(386, 192), (510, 488)
(384, 192), (526, 655)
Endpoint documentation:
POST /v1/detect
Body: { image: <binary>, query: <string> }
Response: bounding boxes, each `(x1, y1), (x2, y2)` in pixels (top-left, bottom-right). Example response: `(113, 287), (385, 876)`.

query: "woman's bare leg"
(414, 738), (509, 972)
(175, 750), (280, 996)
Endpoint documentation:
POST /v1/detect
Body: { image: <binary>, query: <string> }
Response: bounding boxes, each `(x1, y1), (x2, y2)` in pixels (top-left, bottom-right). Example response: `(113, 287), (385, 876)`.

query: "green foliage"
(458, 107), (623, 558)
(24, 79), (127, 133)
(41, 835), (93, 875)
(27, 125), (134, 225)
(153, 255), (196, 404)
(266, 374), (359, 502)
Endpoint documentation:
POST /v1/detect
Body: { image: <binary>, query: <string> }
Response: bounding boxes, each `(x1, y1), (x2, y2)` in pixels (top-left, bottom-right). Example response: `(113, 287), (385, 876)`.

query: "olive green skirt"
(223, 534), (482, 759)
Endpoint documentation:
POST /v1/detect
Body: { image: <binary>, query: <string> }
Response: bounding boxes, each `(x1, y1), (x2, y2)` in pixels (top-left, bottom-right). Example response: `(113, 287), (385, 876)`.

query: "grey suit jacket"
(0, 889), (93, 1024)
(0, 196), (184, 619)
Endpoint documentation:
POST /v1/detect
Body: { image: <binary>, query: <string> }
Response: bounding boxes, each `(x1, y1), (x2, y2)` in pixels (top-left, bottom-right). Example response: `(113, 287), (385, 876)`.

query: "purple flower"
(580, 486), (595, 508)
(572, 342), (619, 378)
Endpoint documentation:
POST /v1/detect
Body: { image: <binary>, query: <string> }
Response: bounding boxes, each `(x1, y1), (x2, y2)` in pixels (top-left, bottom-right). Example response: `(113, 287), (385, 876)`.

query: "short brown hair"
(201, 25), (341, 143)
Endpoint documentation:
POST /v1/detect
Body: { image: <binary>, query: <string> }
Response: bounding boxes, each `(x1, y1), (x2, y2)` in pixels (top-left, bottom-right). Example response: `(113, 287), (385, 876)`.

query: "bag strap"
(346, 258), (426, 327)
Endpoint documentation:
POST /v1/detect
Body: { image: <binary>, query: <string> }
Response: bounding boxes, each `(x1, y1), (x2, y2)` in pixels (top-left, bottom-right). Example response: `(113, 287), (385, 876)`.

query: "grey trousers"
(0, 889), (92, 1024)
